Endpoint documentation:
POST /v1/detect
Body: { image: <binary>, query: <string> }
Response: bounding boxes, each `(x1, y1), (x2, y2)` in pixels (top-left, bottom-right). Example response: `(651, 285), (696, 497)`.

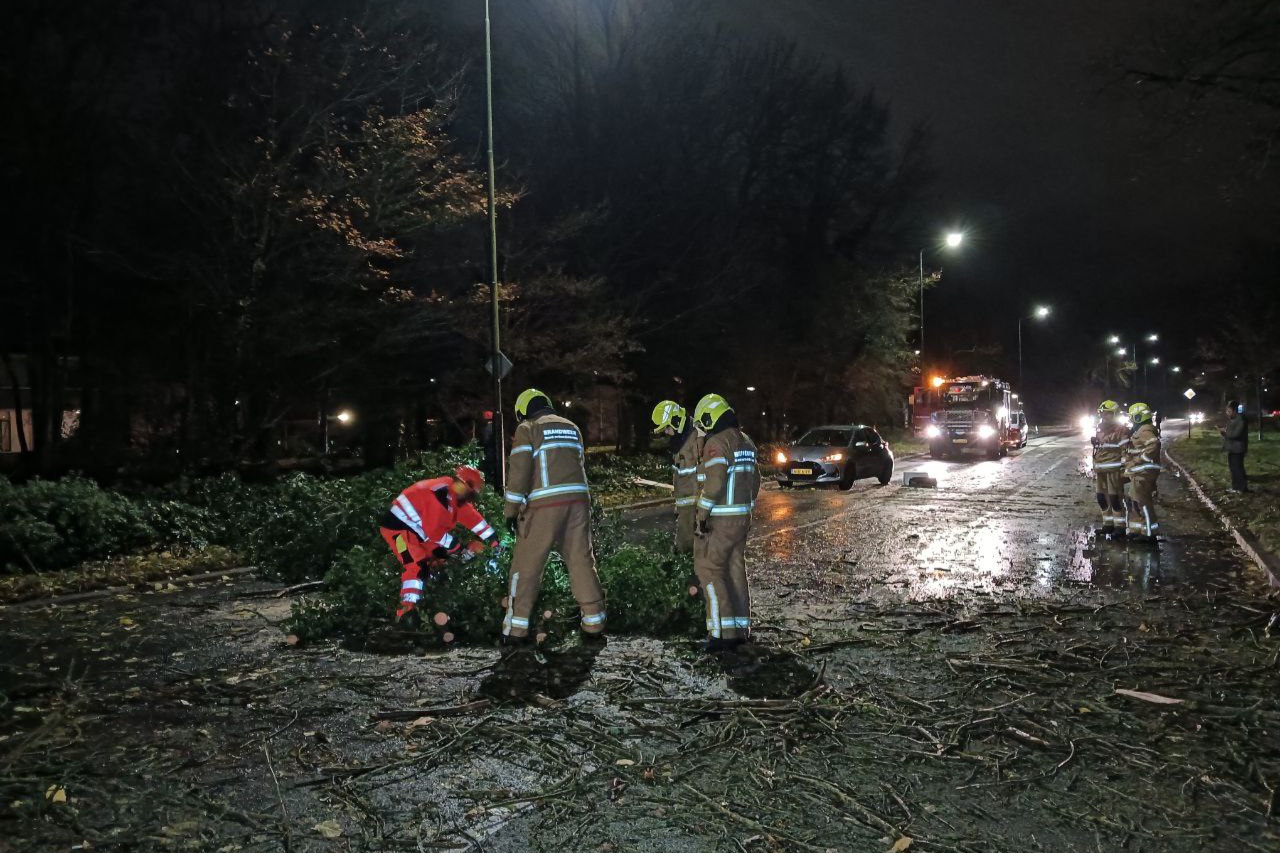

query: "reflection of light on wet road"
(628, 427), (1249, 602)
(906, 514), (1012, 599)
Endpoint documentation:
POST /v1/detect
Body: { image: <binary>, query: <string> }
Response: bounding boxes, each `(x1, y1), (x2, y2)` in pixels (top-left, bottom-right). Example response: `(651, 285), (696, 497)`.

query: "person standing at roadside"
(1219, 400), (1249, 493)
(1123, 402), (1163, 544)
(1090, 400), (1129, 537)
(501, 388), (606, 645)
(650, 400), (702, 553)
(692, 393), (760, 651)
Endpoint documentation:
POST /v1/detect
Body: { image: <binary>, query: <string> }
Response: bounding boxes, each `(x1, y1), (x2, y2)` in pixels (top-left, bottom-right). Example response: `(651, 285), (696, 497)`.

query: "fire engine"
(923, 376), (1017, 459)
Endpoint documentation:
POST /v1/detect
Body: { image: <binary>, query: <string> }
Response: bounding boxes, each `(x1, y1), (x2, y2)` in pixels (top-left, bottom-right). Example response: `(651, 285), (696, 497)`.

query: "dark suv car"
(774, 425), (894, 489)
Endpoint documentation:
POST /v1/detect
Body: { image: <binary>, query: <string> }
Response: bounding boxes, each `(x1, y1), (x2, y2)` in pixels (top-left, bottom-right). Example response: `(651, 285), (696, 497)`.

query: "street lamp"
(1017, 305), (1051, 390)
(918, 230), (965, 377)
(1146, 333), (1159, 343)
(483, 0), (506, 490)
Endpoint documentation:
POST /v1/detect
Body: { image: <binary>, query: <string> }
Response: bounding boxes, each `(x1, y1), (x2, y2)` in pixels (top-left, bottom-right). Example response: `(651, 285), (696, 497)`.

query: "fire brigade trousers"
(379, 526), (443, 608)
(504, 500), (605, 637)
(1095, 469), (1126, 528)
(675, 505), (696, 554)
(1127, 472), (1160, 538)
(694, 516), (752, 641)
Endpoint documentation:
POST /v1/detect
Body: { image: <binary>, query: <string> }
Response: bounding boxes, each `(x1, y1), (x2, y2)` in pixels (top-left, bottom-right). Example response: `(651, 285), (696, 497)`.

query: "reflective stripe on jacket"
(391, 478), (493, 548)
(1093, 423), (1129, 470)
(696, 428), (761, 522)
(505, 414), (590, 519)
(672, 428), (703, 508)
(1124, 422), (1163, 474)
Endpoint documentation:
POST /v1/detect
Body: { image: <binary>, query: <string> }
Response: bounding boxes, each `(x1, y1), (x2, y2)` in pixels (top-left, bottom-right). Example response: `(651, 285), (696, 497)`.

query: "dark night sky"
(703, 0), (1277, 397)
(459, 0), (1277, 408)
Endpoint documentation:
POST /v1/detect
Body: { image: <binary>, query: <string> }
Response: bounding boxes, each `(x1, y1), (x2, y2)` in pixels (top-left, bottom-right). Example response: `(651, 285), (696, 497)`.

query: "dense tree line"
(1, 0), (929, 476)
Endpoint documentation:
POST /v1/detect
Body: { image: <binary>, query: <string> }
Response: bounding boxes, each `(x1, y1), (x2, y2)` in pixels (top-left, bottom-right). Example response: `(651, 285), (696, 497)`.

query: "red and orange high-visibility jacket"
(388, 477), (495, 552)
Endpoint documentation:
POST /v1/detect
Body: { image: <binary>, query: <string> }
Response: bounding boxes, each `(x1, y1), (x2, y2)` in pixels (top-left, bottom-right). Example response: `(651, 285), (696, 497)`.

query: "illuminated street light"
(1146, 333), (1159, 343)
(336, 410), (354, 425)
(1171, 366), (1182, 373)
(746, 386), (757, 392)
(1017, 305), (1052, 390)
(919, 230), (966, 381)
(1150, 357), (1160, 365)
(1108, 335), (1120, 345)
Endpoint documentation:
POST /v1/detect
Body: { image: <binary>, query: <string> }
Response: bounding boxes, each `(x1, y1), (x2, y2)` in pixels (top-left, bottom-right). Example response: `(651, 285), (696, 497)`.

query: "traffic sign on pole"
(1183, 388), (1196, 400)
(485, 351), (513, 380)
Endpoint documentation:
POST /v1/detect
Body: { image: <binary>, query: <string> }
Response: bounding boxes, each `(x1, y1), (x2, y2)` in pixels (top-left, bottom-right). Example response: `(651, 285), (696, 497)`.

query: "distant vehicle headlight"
(1189, 412), (1204, 424)
(1079, 415), (1095, 433)
(774, 450), (788, 465)
(925, 425), (941, 439)
(977, 424), (996, 439)
(823, 452), (845, 462)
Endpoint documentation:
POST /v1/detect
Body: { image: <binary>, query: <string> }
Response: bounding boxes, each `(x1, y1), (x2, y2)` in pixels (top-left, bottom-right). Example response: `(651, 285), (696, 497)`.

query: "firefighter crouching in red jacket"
(378, 465), (499, 633)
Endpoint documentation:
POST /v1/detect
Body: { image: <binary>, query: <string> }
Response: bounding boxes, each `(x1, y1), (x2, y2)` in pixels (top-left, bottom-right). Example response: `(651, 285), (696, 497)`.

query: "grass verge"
(1166, 426), (1280, 556)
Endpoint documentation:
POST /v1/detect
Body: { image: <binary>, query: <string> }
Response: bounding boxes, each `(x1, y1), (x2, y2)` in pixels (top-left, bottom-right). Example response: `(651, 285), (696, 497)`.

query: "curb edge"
(1165, 449), (1280, 588)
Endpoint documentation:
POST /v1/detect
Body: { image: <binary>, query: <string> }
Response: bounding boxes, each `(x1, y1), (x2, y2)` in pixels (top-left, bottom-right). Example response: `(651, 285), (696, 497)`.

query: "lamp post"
(483, 0), (505, 490)
(1103, 335), (1122, 396)
(1017, 305), (1051, 390)
(919, 231), (964, 378)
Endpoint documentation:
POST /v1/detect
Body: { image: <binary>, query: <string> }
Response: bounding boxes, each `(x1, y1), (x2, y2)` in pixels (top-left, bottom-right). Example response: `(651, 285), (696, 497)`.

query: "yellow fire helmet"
(651, 400), (687, 433)
(1097, 399), (1120, 415)
(1128, 402), (1153, 424)
(693, 393), (733, 430)
(514, 387), (551, 420)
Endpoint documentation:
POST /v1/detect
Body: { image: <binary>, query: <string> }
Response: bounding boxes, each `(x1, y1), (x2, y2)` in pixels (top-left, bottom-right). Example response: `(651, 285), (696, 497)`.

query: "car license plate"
(954, 439), (968, 444)
(790, 467), (813, 476)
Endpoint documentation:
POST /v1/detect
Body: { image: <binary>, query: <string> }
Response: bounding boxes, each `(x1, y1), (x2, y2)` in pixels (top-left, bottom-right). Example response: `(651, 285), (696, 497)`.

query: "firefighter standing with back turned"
(692, 393), (760, 652)
(1091, 400), (1130, 538)
(379, 466), (499, 633)
(501, 388), (607, 645)
(1123, 402), (1163, 544)
(651, 400), (703, 553)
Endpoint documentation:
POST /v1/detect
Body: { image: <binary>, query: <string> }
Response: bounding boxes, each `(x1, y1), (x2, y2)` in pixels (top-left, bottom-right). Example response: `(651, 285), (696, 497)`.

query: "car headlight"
(774, 450), (788, 465)
(1079, 415), (1095, 433)
(823, 452), (844, 462)
(925, 425), (941, 439)
(977, 424), (996, 439)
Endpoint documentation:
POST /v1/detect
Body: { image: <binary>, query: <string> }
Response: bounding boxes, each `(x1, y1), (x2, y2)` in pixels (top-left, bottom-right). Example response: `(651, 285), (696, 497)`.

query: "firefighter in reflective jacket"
(652, 400), (702, 553)
(502, 388), (606, 643)
(1091, 400), (1130, 537)
(379, 466), (497, 625)
(692, 393), (760, 650)
(1123, 402), (1163, 544)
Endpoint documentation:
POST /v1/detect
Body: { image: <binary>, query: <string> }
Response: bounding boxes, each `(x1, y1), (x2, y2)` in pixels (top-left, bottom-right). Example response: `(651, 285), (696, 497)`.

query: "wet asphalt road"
(625, 422), (1248, 608)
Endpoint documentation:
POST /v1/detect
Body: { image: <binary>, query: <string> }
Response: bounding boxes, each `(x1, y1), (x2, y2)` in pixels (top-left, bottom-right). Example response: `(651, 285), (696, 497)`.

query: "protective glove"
(686, 574), (701, 598)
(695, 518), (710, 538)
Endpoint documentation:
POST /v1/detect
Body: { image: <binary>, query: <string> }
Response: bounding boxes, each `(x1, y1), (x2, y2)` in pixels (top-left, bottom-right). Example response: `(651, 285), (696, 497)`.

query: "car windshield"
(798, 428), (852, 446)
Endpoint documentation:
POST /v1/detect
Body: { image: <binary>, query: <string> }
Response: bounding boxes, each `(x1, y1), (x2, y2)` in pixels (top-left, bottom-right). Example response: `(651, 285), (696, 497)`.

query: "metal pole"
(1260, 375), (1266, 441)
(918, 249), (925, 376)
(1017, 317), (1023, 390)
(484, 0), (506, 491)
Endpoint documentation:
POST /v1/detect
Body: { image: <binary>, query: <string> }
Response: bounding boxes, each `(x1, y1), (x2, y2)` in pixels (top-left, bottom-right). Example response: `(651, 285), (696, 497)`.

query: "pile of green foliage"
(1, 445), (702, 646)
(0, 475), (213, 572)
(584, 452), (673, 507)
(287, 496), (702, 647)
